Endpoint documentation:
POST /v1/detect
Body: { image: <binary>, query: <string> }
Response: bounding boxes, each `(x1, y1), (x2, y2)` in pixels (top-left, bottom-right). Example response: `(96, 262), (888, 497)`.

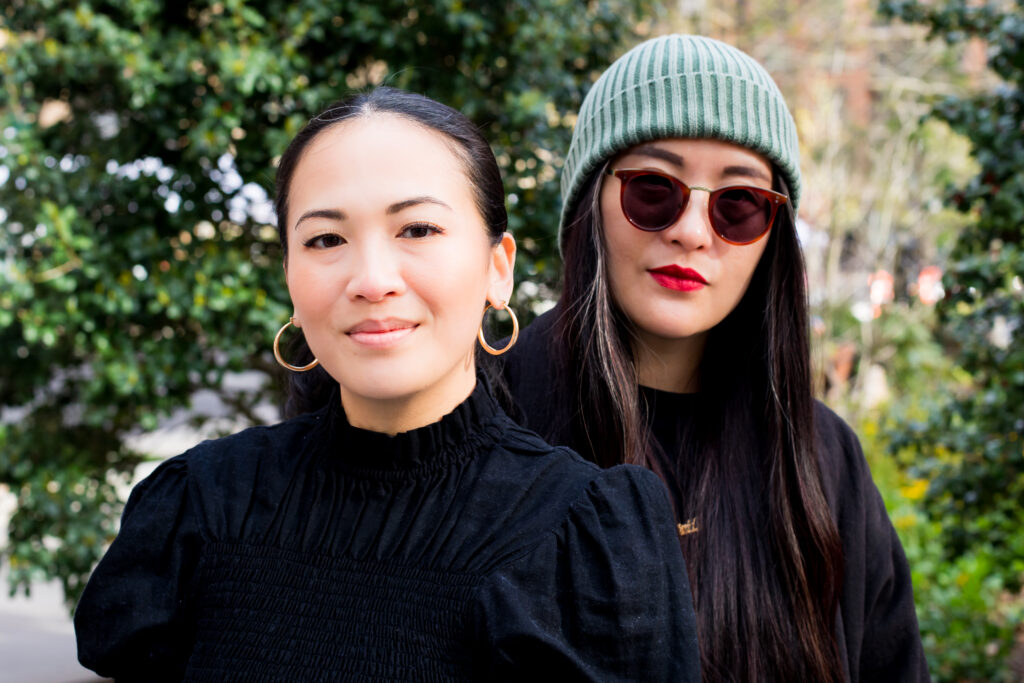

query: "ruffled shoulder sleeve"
(472, 464), (700, 681)
(74, 454), (201, 681)
(814, 402), (930, 682)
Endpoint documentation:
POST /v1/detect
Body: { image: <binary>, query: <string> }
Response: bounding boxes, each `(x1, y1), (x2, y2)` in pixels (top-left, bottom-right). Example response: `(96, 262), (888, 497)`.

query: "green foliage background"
(3, 1), (1024, 679)
(878, 1), (1024, 680)
(0, 0), (656, 606)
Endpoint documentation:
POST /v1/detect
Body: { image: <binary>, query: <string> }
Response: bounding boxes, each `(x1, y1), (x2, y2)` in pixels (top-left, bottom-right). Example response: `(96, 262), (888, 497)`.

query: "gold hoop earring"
(478, 302), (519, 356)
(273, 317), (320, 372)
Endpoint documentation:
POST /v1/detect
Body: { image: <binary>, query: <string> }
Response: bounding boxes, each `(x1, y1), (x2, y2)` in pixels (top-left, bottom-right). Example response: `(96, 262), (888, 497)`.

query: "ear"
(281, 257), (300, 325)
(486, 232), (516, 308)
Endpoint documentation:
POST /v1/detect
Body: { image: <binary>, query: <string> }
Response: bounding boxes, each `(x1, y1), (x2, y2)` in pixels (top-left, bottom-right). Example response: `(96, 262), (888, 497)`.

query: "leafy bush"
(879, 0), (1024, 678)
(0, 0), (659, 608)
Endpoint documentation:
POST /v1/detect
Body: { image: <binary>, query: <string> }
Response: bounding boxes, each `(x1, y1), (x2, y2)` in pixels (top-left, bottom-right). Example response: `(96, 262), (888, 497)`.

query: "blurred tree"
(880, 0), (1024, 679)
(0, 0), (658, 608)
(671, 0), (977, 419)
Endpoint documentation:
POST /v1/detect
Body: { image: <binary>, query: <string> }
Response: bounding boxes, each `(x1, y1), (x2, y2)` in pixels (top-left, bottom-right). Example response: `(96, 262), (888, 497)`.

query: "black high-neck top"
(74, 380), (700, 682)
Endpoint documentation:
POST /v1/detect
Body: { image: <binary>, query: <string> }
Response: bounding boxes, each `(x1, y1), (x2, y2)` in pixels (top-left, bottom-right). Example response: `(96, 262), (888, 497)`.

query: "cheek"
(733, 241), (769, 284)
(599, 202), (647, 299)
(285, 260), (335, 318)
(718, 242), (769, 306)
(598, 181), (626, 240)
(410, 247), (491, 322)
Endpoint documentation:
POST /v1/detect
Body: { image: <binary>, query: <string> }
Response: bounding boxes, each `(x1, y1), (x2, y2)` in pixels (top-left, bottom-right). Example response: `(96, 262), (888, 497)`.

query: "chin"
(654, 328), (705, 342)
(322, 360), (411, 398)
(341, 376), (423, 403)
(631, 309), (699, 337)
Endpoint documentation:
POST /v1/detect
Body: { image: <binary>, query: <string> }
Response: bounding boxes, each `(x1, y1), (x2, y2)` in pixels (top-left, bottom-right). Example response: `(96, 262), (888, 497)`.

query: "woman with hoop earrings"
(75, 87), (700, 681)
(501, 35), (929, 682)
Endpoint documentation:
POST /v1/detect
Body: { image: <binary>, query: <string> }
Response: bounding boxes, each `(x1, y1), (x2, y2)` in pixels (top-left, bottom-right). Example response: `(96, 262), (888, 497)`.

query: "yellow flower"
(900, 479), (929, 501)
(893, 513), (918, 531)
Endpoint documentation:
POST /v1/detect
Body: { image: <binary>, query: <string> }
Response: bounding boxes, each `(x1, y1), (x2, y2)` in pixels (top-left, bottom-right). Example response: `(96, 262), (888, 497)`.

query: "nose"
(661, 189), (714, 250)
(344, 240), (406, 302)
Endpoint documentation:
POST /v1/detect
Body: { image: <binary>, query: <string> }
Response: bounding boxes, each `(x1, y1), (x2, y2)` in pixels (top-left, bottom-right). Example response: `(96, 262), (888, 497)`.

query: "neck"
(340, 365), (478, 436)
(634, 330), (707, 393)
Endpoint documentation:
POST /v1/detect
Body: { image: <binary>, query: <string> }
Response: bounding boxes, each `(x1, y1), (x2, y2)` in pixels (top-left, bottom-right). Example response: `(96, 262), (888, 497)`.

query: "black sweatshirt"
(500, 308), (930, 683)
(75, 379), (700, 682)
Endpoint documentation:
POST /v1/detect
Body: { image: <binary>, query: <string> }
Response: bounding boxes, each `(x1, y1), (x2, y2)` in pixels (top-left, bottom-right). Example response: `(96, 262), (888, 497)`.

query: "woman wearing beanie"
(501, 35), (929, 682)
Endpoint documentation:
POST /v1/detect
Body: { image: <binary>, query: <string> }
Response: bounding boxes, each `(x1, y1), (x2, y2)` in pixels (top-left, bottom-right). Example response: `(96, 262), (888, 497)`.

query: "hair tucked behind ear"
(556, 169), (844, 683)
(273, 87), (507, 417)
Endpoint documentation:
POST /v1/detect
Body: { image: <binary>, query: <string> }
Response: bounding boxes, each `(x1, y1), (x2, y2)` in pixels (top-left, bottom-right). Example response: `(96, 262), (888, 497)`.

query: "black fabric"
(500, 307), (931, 683)
(75, 380), (701, 682)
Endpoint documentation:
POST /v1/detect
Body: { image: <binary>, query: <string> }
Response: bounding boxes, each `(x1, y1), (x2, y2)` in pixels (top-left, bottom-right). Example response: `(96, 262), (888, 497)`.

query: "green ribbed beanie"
(560, 34), (801, 249)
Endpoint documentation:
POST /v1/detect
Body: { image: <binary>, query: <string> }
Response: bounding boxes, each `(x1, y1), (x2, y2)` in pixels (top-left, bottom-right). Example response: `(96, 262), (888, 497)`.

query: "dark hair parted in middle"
(556, 163), (844, 682)
(274, 87), (508, 416)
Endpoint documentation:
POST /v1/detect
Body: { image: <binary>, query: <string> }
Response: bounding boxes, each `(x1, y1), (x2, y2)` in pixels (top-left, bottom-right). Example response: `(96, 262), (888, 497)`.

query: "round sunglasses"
(606, 168), (788, 245)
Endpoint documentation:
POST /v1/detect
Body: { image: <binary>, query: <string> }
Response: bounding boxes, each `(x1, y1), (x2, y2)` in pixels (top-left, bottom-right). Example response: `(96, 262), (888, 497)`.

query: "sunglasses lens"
(711, 188), (772, 243)
(622, 173), (685, 231)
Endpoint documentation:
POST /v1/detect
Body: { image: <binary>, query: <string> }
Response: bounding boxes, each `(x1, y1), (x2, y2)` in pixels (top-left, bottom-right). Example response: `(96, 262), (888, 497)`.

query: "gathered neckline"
(310, 378), (504, 475)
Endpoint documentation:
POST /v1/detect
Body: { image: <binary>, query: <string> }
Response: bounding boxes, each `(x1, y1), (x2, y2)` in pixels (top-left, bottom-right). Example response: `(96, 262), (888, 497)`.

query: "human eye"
(303, 233), (346, 249)
(398, 222), (444, 239)
(716, 188), (766, 218)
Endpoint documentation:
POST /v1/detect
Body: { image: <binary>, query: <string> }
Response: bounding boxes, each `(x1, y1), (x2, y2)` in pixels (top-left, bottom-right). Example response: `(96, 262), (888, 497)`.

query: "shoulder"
(486, 417), (601, 512)
(469, 458), (696, 680)
(812, 400), (874, 510)
(500, 307), (561, 385)
(137, 410), (323, 538)
(557, 464), (678, 555)
(572, 462), (675, 520)
(813, 400), (863, 460)
(513, 305), (560, 351)
(492, 412), (668, 502)
(498, 307), (575, 441)
(812, 400), (900, 558)
(493, 418), (675, 545)
(181, 409), (321, 482)
(811, 405), (931, 680)
(116, 454), (193, 531)
(474, 449), (681, 588)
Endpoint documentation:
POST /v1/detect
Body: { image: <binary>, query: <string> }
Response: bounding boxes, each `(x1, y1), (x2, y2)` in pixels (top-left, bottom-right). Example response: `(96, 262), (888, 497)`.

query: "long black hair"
(557, 165), (845, 682)
(273, 87), (507, 417)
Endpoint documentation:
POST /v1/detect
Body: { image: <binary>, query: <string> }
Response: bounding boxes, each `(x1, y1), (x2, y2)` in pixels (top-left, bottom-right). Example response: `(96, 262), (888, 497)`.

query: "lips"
(649, 265), (707, 292)
(346, 319), (418, 348)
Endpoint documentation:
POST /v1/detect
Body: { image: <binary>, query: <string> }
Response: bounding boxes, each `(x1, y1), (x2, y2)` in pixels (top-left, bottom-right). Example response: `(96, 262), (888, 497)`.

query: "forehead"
(615, 138), (773, 180)
(300, 113), (465, 174)
(287, 113), (473, 212)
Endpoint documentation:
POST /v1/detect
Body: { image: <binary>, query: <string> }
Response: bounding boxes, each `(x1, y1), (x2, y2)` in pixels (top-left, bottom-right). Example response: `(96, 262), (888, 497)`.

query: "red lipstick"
(649, 265), (707, 292)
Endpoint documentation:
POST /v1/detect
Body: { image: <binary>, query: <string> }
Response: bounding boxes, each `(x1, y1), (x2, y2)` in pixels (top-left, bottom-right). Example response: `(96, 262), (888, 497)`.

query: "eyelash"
(399, 222), (445, 238)
(303, 233), (345, 249)
(301, 222), (444, 249)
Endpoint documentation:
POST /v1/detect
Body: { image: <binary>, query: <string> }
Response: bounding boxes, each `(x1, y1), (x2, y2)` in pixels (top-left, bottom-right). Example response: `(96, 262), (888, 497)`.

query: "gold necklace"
(677, 517), (700, 536)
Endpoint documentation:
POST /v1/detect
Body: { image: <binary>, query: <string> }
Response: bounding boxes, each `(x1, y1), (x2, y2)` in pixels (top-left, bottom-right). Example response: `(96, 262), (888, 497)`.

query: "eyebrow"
(293, 196), (452, 229)
(627, 145), (773, 183)
(294, 208), (345, 229)
(721, 164), (772, 183)
(386, 196), (452, 215)
(630, 144), (684, 166)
